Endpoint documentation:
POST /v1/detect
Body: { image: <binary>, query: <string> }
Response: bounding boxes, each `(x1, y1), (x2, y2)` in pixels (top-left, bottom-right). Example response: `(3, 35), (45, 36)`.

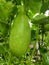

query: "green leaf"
(32, 14), (49, 24)
(24, 0), (42, 15)
(0, 0), (14, 24)
(0, 45), (5, 54)
(27, 10), (34, 19)
(45, 24), (49, 31)
(40, 1), (49, 13)
(0, 22), (9, 39)
(12, 0), (21, 5)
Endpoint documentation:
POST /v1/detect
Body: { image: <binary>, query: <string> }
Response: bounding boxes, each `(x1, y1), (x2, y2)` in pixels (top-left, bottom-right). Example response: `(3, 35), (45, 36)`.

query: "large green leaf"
(40, 1), (49, 13)
(24, 0), (42, 15)
(32, 14), (49, 24)
(0, 0), (14, 24)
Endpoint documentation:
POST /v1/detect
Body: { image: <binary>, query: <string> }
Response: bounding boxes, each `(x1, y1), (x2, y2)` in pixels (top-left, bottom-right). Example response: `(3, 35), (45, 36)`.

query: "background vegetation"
(0, 0), (49, 65)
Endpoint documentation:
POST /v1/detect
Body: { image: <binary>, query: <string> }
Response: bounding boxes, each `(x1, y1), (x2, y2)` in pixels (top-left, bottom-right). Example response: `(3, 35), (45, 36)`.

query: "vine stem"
(41, 23), (44, 45)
